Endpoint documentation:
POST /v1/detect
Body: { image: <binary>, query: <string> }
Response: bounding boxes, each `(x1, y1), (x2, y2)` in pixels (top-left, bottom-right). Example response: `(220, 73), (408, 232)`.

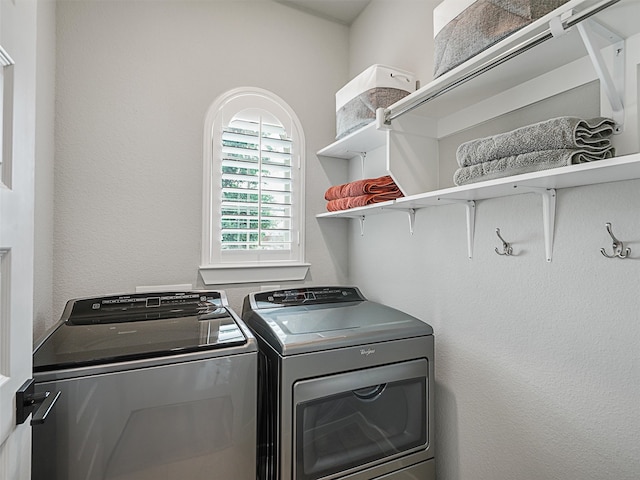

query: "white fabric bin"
(335, 64), (416, 139)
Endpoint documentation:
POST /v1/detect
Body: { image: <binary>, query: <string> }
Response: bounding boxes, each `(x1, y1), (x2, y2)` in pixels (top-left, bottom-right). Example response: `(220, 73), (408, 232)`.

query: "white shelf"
(318, 152), (640, 217)
(317, 122), (386, 159)
(317, 153), (640, 260)
(388, 0), (635, 122)
(316, 112), (439, 197)
(317, 199), (395, 219)
(392, 152), (640, 208)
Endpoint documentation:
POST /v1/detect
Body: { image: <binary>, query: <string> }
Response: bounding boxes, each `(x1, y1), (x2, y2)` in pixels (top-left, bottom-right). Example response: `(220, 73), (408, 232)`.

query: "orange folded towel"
(324, 175), (401, 201)
(326, 191), (404, 212)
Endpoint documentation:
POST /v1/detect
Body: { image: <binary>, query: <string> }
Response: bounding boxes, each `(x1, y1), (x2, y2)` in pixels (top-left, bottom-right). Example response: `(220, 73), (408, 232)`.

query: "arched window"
(201, 87), (308, 284)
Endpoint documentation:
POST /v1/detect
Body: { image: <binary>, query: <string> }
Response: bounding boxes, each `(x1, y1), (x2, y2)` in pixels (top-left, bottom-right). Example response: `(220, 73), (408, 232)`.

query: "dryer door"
(292, 359), (429, 480)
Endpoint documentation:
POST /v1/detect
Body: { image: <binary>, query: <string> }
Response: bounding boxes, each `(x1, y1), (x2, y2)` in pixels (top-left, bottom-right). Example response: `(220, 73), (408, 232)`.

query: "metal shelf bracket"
(401, 208), (417, 235)
(376, 107), (392, 130)
(385, 207), (417, 234)
(441, 199), (476, 259)
(576, 18), (625, 132)
(514, 186), (557, 262)
(353, 152), (366, 178)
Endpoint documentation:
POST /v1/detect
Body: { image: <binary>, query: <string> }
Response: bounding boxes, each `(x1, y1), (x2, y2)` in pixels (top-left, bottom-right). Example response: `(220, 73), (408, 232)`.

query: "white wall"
(33, 0), (56, 343)
(349, 1), (640, 479)
(46, 0), (350, 338)
(350, 0), (438, 88)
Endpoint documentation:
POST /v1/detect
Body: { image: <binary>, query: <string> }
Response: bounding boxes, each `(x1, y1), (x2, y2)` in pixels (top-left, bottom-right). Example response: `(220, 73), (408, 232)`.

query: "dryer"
(32, 290), (257, 480)
(242, 286), (435, 480)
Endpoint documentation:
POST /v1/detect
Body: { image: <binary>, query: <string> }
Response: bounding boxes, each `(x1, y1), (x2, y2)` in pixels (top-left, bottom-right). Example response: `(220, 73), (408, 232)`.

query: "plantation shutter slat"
(220, 117), (293, 251)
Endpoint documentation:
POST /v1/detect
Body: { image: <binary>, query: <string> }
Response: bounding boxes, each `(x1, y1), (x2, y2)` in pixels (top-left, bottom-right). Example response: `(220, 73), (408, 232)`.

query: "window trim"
(200, 87), (308, 285)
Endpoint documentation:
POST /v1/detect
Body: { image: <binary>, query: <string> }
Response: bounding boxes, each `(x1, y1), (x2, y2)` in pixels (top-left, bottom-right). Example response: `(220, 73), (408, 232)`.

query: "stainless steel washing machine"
(242, 286), (435, 480)
(31, 290), (257, 480)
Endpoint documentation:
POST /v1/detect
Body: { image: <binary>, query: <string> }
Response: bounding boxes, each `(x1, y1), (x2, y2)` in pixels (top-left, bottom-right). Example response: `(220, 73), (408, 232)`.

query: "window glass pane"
(220, 113), (293, 252)
(260, 162), (291, 179)
(261, 177), (291, 193)
(262, 150), (291, 166)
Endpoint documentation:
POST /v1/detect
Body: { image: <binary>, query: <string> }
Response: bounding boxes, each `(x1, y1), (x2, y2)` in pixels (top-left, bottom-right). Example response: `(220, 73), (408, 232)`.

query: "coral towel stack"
(325, 175), (404, 212)
(453, 116), (616, 186)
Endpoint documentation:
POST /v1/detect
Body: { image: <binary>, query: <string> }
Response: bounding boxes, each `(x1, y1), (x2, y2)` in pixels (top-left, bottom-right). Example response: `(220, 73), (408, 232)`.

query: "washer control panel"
(66, 291), (226, 324)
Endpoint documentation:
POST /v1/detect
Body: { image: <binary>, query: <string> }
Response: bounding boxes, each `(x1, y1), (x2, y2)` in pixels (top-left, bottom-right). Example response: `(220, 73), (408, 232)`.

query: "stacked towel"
(453, 117), (616, 185)
(324, 175), (403, 212)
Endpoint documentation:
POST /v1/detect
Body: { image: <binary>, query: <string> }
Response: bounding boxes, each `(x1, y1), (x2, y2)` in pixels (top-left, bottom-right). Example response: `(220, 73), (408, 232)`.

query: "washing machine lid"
(243, 287), (433, 355)
(34, 291), (250, 372)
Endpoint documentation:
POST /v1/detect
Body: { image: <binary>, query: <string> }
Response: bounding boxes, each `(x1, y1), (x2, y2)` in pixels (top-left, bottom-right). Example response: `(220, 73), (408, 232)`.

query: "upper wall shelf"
(317, 121), (385, 159)
(318, 0), (635, 159)
(387, 0), (631, 123)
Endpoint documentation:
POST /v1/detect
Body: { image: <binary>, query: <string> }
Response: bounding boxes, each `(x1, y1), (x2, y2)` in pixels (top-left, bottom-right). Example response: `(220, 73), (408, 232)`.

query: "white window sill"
(199, 262), (310, 285)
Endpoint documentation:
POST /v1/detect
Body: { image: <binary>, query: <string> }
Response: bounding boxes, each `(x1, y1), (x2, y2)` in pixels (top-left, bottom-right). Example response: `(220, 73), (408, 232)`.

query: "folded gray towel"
(456, 117), (616, 168)
(453, 147), (615, 186)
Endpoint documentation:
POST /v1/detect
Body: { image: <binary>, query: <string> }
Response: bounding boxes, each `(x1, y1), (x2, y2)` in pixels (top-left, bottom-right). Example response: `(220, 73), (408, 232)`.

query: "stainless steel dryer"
(32, 290), (257, 480)
(242, 286), (435, 480)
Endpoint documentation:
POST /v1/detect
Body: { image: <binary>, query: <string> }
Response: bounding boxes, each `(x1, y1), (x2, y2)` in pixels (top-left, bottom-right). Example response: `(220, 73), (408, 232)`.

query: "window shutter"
(220, 116), (293, 251)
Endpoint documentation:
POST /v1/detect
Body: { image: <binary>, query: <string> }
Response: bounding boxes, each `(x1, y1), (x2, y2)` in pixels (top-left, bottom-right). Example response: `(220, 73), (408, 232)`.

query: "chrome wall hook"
(495, 228), (513, 256)
(600, 222), (630, 258)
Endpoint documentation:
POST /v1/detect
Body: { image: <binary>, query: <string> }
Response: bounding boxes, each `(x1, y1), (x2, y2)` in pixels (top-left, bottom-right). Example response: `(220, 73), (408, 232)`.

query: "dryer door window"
(293, 359), (428, 480)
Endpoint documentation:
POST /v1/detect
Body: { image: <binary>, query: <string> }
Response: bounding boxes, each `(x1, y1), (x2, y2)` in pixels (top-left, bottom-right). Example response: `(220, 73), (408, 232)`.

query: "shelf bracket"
(514, 186), (556, 262)
(376, 107), (392, 129)
(576, 18), (625, 132)
(359, 215), (365, 236)
(393, 208), (416, 234)
(350, 151), (366, 178)
(440, 199), (476, 259)
(408, 208), (416, 235)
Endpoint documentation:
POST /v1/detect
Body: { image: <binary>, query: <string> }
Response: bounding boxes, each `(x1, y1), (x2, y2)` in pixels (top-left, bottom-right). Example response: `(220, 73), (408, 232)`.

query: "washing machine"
(31, 290), (257, 480)
(242, 286), (435, 480)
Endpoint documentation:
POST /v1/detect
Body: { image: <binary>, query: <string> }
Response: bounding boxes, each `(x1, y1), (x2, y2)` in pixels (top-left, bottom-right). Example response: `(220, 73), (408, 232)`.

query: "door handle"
(16, 378), (61, 426)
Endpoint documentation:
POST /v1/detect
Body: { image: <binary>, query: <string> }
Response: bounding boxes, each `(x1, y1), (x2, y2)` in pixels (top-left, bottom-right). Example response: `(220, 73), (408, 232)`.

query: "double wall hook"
(495, 228), (513, 256)
(600, 222), (630, 258)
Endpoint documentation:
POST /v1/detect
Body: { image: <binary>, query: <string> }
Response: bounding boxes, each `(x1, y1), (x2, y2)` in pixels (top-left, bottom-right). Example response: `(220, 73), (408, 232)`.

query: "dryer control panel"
(252, 286), (365, 309)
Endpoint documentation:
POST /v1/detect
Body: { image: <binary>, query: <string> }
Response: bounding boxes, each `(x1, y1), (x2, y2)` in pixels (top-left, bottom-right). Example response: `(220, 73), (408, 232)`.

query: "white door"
(0, 0), (38, 478)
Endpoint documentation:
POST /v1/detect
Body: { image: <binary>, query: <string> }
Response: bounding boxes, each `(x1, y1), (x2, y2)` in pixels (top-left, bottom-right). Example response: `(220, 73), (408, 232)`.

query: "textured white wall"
(349, 1), (640, 479)
(350, 188), (640, 480)
(349, 0), (439, 87)
(48, 0), (350, 336)
(33, 0), (56, 344)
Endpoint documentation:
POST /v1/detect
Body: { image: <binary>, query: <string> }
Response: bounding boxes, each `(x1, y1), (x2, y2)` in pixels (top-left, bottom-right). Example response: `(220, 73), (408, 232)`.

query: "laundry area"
(2, 0), (640, 479)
